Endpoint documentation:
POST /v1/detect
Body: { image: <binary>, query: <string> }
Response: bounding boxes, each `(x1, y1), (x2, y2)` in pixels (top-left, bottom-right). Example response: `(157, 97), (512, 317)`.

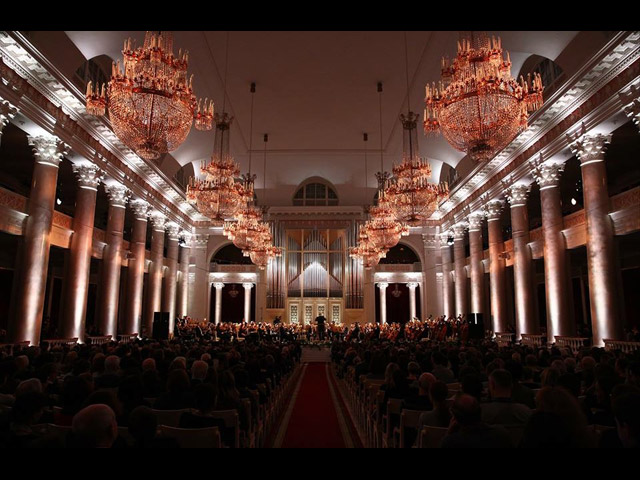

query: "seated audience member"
(404, 373), (436, 411)
(406, 362), (422, 390)
(95, 355), (121, 389)
(461, 374), (484, 402)
(128, 406), (178, 448)
(418, 381), (451, 429)
(441, 394), (513, 448)
(481, 369), (531, 426)
(431, 352), (455, 384)
(520, 367), (540, 390)
(506, 361), (535, 409)
(612, 389), (640, 448)
(55, 376), (92, 426)
(521, 387), (593, 448)
(154, 369), (194, 410)
(69, 404), (118, 448)
(1, 390), (47, 448)
(190, 360), (209, 387)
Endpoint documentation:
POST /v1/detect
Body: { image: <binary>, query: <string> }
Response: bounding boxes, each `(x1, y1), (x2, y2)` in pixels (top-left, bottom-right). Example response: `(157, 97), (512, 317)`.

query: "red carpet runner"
(280, 363), (346, 448)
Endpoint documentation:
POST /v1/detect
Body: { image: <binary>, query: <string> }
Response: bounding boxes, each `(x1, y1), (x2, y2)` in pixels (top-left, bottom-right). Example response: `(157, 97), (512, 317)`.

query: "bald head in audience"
(418, 373), (437, 395)
(142, 358), (156, 372)
(72, 404), (118, 448)
(191, 360), (208, 381)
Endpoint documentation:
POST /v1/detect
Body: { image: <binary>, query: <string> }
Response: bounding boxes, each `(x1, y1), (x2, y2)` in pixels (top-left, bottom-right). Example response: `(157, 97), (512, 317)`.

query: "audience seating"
(417, 426), (448, 448)
(151, 409), (190, 428)
(159, 425), (222, 448)
(393, 409), (424, 448)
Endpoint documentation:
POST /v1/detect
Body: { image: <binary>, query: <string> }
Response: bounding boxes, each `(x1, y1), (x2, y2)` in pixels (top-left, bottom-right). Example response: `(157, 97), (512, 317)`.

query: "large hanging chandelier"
(349, 230), (386, 270)
(186, 113), (245, 222)
(386, 112), (449, 225)
(86, 31), (213, 161)
(365, 171), (409, 249)
(423, 33), (544, 162)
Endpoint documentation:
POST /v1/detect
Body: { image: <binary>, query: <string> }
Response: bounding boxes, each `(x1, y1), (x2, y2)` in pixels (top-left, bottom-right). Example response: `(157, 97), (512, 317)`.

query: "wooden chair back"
(159, 425), (221, 448)
(418, 426), (448, 448)
(151, 408), (190, 427)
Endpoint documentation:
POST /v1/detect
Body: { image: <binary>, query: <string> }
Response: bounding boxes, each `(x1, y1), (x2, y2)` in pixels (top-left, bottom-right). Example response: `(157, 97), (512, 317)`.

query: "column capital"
(190, 234), (209, 249)
(505, 183), (531, 208)
(130, 199), (150, 221)
(104, 183), (130, 208)
(213, 282), (225, 289)
(468, 212), (485, 231)
(72, 163), (104, 191)
(569, 132), (611, 167)
(166, 222), (181, 241)
(407, 282), (419, 289)
(421, 233), (438, 249)
(28, 134), (69, 167)
(0, 100), (18, 138)
(150, 212), (167, 232)
(439, 232), (452, 247)
(451, 222), (468, 240)
(533, 161), (564, 190)
(483, 200), (504, 222)
(242, 282), (254, 290)
(377, 282), (389, 289)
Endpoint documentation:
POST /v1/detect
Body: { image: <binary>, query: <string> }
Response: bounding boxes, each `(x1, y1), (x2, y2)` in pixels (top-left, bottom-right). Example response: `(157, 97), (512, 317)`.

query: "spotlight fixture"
(447, 236), (454, 246)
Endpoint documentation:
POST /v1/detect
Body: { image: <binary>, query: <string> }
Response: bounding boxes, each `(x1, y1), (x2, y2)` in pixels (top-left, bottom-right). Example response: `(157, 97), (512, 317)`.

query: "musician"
(315, 314), (327, 341)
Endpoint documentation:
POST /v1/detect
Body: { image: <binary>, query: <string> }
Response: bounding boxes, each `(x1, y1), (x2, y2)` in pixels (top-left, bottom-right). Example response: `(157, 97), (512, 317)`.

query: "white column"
(243, 283), (253, 323)
(189, 234), (209, 320)
(214, 282), (224, 325)
(378, 282), (389, 324)
(407, 282), (418, 321)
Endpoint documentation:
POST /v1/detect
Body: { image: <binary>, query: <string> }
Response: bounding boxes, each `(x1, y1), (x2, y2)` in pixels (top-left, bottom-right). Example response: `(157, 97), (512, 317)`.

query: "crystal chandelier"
(423, 33), (544, 162)
(386, 112), (449, 225)
(349, 230), (386, 270)
(186, 113), (245, 221)
(86, 31), (213, 161)
(364, 171), (409, 250)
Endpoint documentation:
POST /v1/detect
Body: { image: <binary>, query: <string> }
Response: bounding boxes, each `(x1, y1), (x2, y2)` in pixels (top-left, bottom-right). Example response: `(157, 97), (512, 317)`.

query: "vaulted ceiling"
(51, 31), (586, 206)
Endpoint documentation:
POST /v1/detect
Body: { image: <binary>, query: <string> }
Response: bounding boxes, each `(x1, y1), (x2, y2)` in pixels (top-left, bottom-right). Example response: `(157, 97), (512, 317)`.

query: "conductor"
(315, 314), (327, 341)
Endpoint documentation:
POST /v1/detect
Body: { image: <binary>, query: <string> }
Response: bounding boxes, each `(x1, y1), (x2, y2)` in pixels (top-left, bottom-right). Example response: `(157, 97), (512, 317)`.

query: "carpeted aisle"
(280, 363), (345, 448)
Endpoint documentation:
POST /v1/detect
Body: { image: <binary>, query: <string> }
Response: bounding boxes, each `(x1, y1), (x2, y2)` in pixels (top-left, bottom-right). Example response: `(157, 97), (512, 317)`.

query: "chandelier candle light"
(86, 32), (214, 161)
(423, 34), (544, 162)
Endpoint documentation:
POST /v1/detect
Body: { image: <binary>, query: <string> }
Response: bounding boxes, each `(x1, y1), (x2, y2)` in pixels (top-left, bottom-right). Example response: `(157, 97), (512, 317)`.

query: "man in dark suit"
(316, 314), (326, 341)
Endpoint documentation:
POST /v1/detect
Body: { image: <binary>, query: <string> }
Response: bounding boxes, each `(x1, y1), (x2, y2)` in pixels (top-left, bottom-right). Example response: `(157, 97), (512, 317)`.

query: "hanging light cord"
(222, 31), (230, 113)
(263, 133), (268, 203)
(248, 82), (255, 174)
(378, 82), (384, 173)
(404, 31), (411, 116)
(363, 132), (368, 201)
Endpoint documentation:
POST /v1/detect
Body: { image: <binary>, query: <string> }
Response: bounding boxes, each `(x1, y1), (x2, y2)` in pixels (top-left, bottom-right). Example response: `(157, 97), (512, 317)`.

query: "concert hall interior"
(0, 29), (639, 449)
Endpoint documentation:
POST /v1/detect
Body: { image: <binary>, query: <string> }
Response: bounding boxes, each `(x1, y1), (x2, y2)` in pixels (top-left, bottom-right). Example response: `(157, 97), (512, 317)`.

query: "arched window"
(518, 55), (564, 99)
(379, 243), (420, 265)
(73, 55), (112, 93)
(293, 180), (338, 206)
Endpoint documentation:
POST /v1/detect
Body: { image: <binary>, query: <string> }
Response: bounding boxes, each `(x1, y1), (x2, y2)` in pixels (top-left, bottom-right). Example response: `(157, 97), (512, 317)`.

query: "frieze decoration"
(0, 186), (27, 212)
(0, 99), (18, 138)
(611, 186), (640, 211)
(563, 210), (586, 229)
(52, 210), (72, 230)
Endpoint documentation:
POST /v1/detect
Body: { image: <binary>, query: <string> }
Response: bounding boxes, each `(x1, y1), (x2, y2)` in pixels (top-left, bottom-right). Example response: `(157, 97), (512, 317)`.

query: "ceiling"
(61, 31), (579, 206)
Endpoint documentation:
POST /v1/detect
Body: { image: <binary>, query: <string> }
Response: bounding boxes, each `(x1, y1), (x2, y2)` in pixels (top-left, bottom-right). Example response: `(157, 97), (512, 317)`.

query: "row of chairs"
(29, 364), (301, 448)
(341, 367), (464, 448)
